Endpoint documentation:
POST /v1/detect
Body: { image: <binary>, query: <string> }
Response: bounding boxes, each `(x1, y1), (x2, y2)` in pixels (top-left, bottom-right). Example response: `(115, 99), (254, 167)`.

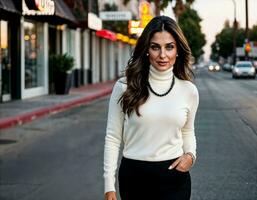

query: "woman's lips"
(157, 61), (168, 66)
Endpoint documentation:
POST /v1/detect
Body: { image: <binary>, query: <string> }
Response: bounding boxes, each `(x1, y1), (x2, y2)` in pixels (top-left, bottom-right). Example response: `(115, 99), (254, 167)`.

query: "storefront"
(0, 20), (11, 101)
(96, 29), (117, 82)
(0, 0), (77, 101)
(21, 0), (77, 97)
(20, 0), (54, 99)
(64, 26), (81, 88)
(87, 12), (103, 84)
(45, 0), (78, 92)
(0, 0), (21, 102)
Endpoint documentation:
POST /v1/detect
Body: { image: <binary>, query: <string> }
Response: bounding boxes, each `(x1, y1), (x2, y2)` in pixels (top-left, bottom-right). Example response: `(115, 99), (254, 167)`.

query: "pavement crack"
(235, 109), (257, 136)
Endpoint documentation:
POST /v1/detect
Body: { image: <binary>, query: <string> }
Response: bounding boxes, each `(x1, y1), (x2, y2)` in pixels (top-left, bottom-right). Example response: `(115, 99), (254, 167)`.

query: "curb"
(0, 88), (112, 130)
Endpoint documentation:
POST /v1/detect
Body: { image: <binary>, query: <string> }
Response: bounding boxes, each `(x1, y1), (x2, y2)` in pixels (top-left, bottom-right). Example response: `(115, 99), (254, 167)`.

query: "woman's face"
(148, 31), (177, 72)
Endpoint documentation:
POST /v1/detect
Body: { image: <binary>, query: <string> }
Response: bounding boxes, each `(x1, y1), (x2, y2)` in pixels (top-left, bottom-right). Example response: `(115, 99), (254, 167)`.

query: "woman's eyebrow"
(150, 42), (176, 45)
(150, 42), (160, 45)
(166, 42), (176, 45)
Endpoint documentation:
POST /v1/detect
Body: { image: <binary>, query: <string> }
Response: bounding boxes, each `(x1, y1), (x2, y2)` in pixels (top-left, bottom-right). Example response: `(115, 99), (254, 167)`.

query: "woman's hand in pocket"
(168, 154), (193, 172)
(104, 191), (117, 200)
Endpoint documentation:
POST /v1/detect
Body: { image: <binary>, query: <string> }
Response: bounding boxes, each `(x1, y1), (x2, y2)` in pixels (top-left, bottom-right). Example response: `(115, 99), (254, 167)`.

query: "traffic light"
(245, 42), (251, 53)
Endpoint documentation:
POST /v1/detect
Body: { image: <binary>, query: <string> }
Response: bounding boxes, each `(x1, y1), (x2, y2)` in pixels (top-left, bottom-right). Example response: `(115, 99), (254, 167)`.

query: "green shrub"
(49, 53), (74, 73)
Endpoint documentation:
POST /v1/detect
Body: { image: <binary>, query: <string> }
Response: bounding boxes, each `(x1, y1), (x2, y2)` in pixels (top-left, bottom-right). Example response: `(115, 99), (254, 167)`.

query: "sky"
(163, 0), (257, 61)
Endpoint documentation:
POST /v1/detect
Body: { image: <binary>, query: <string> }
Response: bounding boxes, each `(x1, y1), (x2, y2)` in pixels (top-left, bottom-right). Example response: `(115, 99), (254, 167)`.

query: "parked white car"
(232, 61), (256, 79)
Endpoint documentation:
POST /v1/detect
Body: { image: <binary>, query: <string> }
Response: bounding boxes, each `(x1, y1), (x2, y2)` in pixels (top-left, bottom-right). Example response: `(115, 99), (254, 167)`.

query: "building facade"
(0, 0), (134, 103)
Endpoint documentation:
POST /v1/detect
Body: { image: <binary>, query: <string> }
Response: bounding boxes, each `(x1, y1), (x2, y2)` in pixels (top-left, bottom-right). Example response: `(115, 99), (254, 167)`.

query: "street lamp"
(231, 0), (237, 64)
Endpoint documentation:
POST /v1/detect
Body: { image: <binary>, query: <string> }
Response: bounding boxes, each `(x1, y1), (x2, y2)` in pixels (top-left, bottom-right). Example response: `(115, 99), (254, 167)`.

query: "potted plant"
(49, 53), (75, 94)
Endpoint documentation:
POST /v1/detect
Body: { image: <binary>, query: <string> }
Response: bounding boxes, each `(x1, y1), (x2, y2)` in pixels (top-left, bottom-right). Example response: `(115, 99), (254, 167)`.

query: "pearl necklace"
(147, 75), (175, 97)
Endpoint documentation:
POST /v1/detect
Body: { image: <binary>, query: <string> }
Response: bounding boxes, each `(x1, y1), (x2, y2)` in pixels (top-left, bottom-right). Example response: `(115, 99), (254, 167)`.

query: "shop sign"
(99, 11), (132, 21)
(139, 1), (153, 28)
(88, 13), (102, 31)
(128, 1), (153, 36)
(128, 20), (143, 35)
(23, 0), (55, 15)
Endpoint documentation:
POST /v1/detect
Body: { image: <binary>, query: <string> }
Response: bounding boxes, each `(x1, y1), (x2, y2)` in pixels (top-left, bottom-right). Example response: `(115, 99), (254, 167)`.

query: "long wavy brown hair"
(119, 16), (194, 117)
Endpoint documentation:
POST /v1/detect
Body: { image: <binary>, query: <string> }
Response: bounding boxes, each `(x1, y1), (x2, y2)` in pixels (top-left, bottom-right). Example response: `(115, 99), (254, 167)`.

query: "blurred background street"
(1, 67), (257, 200)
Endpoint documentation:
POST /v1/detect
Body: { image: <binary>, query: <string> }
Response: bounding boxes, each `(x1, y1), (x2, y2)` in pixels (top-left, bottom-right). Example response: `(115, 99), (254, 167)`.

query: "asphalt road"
(0, 67), (257, 200)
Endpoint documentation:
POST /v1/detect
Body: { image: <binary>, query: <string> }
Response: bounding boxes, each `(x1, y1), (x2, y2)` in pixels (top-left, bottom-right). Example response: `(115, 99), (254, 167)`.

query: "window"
(0, 20), (11, 97)
(24, 21), (44, 89)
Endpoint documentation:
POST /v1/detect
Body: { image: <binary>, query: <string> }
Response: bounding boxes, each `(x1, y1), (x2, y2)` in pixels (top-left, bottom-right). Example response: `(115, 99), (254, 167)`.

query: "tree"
(172, 0), (194, 20)
(178, 6), (206, 61)
(249, 25), (257, 41)
(210, 24), (245, 61)
(223, 19), (230, 29)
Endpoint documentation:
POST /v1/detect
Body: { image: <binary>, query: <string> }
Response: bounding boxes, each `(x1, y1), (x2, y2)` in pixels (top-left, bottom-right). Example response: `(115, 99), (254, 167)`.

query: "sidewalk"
(0, 80), (115, 130)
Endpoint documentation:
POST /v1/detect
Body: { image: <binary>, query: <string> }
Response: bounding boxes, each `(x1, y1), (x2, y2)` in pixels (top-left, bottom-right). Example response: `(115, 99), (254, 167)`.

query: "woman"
(104, 16), (199, 200)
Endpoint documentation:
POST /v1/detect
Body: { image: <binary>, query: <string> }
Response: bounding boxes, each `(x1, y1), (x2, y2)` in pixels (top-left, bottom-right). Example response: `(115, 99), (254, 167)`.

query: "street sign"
(99, 11), (132, 21)
(88, 12), (102, 31)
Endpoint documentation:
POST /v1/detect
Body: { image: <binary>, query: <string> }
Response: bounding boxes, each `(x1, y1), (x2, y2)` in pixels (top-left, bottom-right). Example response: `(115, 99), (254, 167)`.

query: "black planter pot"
(54, 72), (72, 95)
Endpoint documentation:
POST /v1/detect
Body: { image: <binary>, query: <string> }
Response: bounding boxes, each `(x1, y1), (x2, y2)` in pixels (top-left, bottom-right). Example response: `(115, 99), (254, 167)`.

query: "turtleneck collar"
(149, 65), (174, 82)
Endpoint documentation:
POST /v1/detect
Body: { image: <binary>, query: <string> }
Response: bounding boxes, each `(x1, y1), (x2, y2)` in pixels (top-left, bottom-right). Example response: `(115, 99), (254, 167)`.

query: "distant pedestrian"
(103, 15), (199, 200)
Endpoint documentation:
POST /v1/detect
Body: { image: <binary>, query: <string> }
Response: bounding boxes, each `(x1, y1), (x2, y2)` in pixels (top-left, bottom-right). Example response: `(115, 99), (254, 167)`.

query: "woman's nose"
(160, 48), (166, 58)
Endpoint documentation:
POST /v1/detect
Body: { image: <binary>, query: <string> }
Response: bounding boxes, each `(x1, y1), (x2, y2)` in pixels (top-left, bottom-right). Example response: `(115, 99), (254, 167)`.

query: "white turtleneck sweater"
(103, 66), (199, 193)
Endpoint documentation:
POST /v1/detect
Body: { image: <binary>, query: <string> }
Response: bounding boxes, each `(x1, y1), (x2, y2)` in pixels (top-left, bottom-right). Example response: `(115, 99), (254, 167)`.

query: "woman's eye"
(150, 45), (160, 51)
(166, 45), (174, 50)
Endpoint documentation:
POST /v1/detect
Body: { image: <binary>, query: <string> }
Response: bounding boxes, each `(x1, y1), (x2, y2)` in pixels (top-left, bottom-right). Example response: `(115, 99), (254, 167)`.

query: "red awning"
(96, 29), (116, 41)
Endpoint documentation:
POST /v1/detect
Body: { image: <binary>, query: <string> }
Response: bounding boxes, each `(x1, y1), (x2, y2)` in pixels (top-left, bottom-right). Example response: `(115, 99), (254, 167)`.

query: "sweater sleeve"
(181, 84), (199, 159)
(103, 80), (125, 193)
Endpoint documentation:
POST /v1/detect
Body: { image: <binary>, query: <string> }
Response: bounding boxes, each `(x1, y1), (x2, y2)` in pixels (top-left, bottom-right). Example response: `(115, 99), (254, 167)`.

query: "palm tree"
(173, 0), (195, 20)
(123, 0), (195, 17)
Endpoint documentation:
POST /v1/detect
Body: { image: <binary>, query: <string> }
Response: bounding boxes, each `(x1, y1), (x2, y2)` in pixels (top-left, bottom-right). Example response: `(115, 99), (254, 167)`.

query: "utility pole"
(245, 0), (249, 60)
(245, 0), (249, 39)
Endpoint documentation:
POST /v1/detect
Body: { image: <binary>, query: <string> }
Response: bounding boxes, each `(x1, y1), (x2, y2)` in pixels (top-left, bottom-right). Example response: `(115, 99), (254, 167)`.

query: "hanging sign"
(139, 1), (153, 28)
(88, 12), (102, 31)
(23, 0), (55, 15)
(99, 11), (132, 21)
(128, 20), (143, 35)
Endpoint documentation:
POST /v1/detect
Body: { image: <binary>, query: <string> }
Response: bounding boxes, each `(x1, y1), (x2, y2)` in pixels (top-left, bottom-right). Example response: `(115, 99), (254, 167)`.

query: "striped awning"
(22, 0), (77, 25)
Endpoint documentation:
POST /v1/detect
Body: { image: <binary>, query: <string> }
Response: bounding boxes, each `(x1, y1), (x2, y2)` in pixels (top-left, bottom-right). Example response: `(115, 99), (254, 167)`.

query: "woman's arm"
(103, 80), (125, 194)
(169, 85), (199, 171)
(181, 84), (199, 161)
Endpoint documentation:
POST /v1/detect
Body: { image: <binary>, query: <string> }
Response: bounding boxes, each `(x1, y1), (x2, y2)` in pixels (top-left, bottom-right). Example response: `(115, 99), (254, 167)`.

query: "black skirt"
(118, 157), (191, 200)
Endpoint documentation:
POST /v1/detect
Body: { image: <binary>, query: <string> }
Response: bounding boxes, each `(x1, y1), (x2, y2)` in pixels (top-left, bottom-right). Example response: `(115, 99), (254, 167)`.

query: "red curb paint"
(0, 88), (112, 130)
